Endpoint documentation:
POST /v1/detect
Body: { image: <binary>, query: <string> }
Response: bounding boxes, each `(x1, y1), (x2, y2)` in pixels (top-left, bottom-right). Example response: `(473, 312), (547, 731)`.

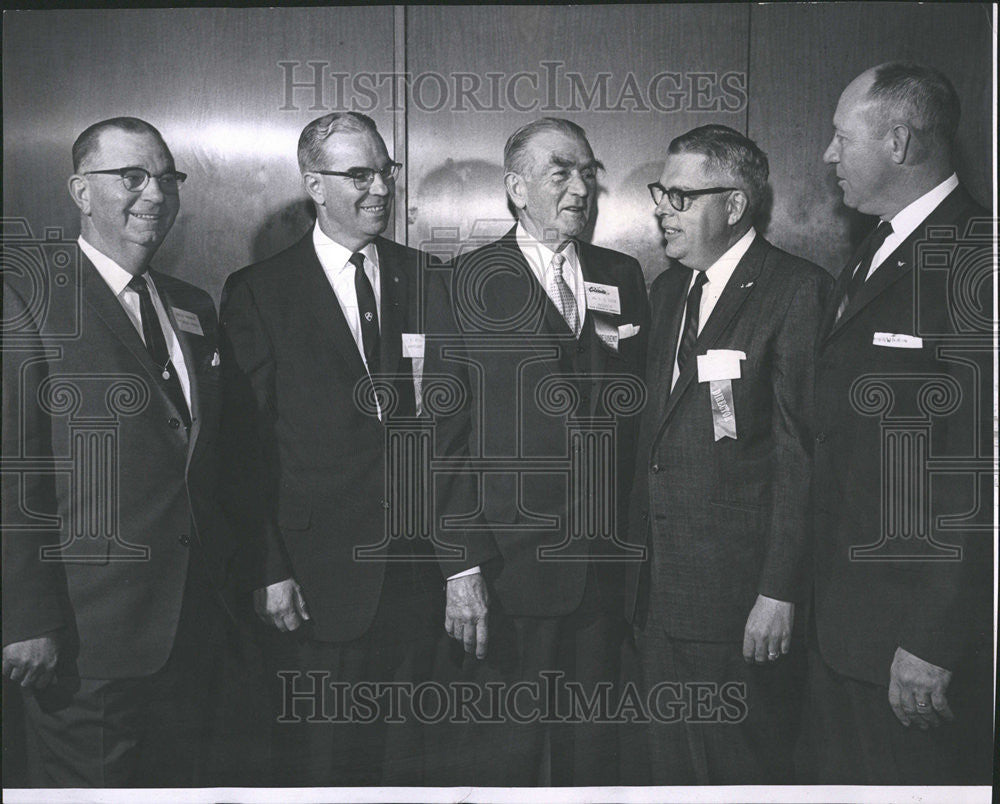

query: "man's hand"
(254, 577), (310, 632)
(742, 595), (794, 663)
(2, 636), (59, 689)
(888, 647), (953, 729)
(445, 573), (489, 659)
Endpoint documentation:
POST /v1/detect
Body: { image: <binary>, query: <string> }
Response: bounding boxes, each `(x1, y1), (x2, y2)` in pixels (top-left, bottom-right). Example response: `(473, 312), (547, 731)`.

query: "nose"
(368, 170), (391, 197)
(141, 174), (167, 202)
(822, 137), (839, 164)
(654, 197), (674, 219)
(567, 170), (589, 197)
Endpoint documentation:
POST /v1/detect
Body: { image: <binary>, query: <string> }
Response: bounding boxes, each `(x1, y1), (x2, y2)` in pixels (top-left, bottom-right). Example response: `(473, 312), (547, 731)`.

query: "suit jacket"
(1, 254), (235, 679)
(812, 186), (992, 685)
(625, 234), (831, 642)
(426, 226), (650, 617)
(220, 232), (426, 643)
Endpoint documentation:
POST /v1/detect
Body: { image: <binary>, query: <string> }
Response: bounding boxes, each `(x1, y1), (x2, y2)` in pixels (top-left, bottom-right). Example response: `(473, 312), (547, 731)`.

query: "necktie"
(549, 252), (580, 337)
(127, 275), (190, 427)
(350, 252), (380, 373)
(676, 271), (708, 375)
(835, 220), (894, 322)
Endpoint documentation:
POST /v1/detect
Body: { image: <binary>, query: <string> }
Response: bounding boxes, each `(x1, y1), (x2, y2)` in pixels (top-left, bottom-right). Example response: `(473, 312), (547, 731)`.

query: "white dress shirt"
(864, 173), (959, 279)
(516, 223), (587, 329)
(312, 221), (382, 366)
(79, 236), (192, 409)
(671, 228), (756, 389)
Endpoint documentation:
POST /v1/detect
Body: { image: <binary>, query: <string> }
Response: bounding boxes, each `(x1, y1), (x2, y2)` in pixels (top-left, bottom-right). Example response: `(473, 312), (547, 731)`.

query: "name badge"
(697, 350), (745, 441)
(171, 308), (204, 336)
(584, 282), (620, 315)
(402, 333), (425, 358)
(873, 332), (923, 349)
(696, 349), (746, 382)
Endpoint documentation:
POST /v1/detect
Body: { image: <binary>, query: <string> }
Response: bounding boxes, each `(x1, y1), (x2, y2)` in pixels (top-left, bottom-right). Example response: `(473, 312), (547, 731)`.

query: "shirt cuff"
(447, 566), (481, 581)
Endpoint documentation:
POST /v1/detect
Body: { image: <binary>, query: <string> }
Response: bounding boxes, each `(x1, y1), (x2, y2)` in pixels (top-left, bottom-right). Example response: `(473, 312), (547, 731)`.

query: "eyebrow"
(548, 155), (605, 172)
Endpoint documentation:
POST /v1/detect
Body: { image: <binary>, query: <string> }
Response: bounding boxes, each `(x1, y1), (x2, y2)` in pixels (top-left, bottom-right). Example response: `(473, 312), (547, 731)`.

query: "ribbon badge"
(696, 349), (746, 441)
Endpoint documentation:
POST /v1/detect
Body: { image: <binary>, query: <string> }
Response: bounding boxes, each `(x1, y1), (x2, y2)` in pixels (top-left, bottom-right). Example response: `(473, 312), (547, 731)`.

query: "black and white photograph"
(1, 3), (996, 803)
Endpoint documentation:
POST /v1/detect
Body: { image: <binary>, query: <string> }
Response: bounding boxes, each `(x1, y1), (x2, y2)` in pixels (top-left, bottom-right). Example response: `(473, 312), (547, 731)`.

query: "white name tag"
(171, 308), (203, 336)
(618, 323), (641, 340)
(584, 282), (621, 315)
(873, 332), (923, 349)
(402, 333), (425, 358)
(697, 349), (746, 382)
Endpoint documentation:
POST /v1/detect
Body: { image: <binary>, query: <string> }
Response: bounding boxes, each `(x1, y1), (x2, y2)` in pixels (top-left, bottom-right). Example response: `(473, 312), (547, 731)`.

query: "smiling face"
(654, 151), (738, 271)
(507, 129), (597, 246)
(71, 128), (179, 271)
(823, 71), (895, 216)
(305, 129), (394, 251)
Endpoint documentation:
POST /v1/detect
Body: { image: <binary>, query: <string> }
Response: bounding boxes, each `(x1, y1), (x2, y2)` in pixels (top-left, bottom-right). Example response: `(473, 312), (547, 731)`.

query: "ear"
(503, 171), (527, 211)
(887, 123), (911, 164)
(68, 174), (91, 215)
(302, 172), (325, 206)
(726, 190), (749, 226)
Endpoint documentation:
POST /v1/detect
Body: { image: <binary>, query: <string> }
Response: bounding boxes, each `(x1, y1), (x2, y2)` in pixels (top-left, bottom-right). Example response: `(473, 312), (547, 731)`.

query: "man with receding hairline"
(221, 111), (439, 785)
(804, 62), (992, 784)
(624, 124), (830, 784)
(425, 117), (650, 785)
(2, 116), (236, 786)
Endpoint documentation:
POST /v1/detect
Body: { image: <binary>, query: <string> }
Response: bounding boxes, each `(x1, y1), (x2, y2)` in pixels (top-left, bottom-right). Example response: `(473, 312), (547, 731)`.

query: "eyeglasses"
(83, 167), (187, 194)
(647, 182), (738, 211)
(312, 162), (402, 190)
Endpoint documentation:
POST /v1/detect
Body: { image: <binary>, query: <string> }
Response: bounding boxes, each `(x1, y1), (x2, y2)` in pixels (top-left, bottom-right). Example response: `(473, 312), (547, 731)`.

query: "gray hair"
(668, 124), (769, 219)
(297, 112), (381, 173)
(503, 117), (591, 175)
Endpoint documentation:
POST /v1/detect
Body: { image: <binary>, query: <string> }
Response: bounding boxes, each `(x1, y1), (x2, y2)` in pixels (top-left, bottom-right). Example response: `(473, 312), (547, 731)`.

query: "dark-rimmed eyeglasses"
(83, 167), (187, 194)
(312, 162), (402, 190)
(648, 182), (737, 211)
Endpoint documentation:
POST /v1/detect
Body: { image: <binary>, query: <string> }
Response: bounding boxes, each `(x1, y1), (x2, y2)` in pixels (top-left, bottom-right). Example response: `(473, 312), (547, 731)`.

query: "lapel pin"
(394, 276), (399, 283)
(740, 281), (754, 289)
(897, 260), (905, 267)
(364, 312), (374, 322)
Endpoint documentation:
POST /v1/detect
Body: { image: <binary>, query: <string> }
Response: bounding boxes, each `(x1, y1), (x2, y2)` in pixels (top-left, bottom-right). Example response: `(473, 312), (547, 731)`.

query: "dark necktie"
(350, 252), (380, 374)
(127, 275), (190, 427)
(835, 220), (894, 322)
(676, 270), (709, 374)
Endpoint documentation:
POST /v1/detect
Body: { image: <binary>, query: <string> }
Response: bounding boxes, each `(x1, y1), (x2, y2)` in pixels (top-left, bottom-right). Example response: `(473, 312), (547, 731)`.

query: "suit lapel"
(154, 273), (202, 459)
(656, 236), (767, 440)
(823, 186), (977, 343)
(294, 236), (369, 378)
(375, 237), (406, 380)
(648, 264), (691, 421)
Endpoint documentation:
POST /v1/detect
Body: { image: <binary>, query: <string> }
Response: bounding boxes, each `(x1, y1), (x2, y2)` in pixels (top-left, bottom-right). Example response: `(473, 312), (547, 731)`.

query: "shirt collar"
(515, 222), (579, 283)
(312, 221), (380, 274)
(702, 227), (756, 287)
(885, 173), (959, 242)
(78, 236), (143, 297)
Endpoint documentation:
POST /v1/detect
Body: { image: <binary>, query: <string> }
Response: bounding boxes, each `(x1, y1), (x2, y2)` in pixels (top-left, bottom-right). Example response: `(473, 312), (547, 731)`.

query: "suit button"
(815, 432), (826, 443)
(379, 498), (391, 509)
(178, 534), (190, 546)
(168, 417), (181, 429)
(650, 463), (660, 473)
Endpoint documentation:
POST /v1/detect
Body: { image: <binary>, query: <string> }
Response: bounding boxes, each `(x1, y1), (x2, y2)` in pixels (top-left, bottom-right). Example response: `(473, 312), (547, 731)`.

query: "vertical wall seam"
(393, 4), (408, 246)
(745, 3), (752, 138)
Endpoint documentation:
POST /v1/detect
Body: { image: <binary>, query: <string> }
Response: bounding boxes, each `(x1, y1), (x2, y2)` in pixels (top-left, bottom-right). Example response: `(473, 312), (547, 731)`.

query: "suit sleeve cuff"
(447, 566), (481, 581)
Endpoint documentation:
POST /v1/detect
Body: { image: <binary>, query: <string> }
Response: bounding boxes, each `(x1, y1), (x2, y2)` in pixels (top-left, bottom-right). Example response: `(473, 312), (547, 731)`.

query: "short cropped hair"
(503, 117), (591, 175)
(864, 62), (961, 148)
(72, 117), (169, 172)
(668, 124), (769, 218)
(297, 112), (381, 173)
